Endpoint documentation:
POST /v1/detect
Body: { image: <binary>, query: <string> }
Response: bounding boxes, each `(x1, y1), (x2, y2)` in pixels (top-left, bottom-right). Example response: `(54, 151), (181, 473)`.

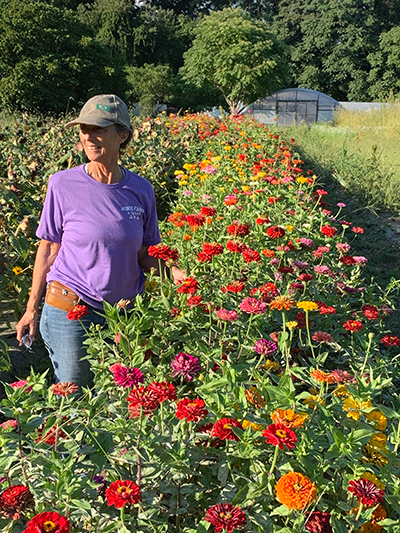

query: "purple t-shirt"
(37, 165), (161, 309)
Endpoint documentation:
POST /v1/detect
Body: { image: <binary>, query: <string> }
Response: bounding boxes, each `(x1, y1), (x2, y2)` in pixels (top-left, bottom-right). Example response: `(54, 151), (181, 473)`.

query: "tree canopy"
(180, 8), (289, 114)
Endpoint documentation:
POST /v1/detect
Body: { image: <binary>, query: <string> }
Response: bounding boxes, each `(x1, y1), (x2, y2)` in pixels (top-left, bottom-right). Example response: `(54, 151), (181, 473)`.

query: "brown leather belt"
(45, 281), (81, 312)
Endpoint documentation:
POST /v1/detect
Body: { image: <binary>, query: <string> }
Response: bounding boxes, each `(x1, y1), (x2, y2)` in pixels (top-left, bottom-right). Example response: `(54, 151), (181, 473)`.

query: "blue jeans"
(40, 302), (105, 390)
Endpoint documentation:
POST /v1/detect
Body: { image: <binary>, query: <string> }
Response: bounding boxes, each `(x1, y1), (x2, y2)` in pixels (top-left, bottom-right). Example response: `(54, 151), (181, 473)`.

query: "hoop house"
(245, 88), (341, 125)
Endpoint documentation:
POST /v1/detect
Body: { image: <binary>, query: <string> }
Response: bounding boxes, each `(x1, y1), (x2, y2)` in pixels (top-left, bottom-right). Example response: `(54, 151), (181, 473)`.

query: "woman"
(16, 94), (185, 389)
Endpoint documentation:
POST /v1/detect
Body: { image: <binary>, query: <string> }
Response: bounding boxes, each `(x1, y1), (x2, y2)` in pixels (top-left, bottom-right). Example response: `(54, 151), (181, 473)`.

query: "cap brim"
(65, 117), (116, 128)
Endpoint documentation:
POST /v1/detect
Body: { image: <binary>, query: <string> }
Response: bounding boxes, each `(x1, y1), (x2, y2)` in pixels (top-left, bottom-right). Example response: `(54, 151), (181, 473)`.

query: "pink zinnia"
(239, 297), (267, 314)
(336, 243), (351, 254)
(253, 339), (277, 356)
(171, 352), (201, 381)
(216, 309), (238, 322)
(109, 364), (144, 389)
(0, 420), (18, 431)
(312, 331), (332, 343)
(9, 380), (32, 393)
(330, 369), (353, 383)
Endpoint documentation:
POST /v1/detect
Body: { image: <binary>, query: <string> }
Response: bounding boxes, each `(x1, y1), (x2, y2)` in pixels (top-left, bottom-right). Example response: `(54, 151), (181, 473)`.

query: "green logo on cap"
(97, 104), (111, 111)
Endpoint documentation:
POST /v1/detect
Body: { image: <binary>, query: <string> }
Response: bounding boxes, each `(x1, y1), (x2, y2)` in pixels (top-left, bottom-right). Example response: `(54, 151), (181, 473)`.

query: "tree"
(180, 7), (289, 114)
(368, 26), (400, 100)
(125, 63), (174, 114)
(0, 0), (124, 113)
(272, 0), (400, 101)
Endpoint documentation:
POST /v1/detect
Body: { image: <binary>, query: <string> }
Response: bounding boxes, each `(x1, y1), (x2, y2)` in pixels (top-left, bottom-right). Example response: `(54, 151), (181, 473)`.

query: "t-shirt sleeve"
(142, 186), (161, 247)
(36, 176), (64, 243)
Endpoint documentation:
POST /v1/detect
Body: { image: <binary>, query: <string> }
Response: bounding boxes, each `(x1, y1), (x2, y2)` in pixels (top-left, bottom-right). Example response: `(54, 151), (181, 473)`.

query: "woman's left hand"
(170, 265), (187, 285)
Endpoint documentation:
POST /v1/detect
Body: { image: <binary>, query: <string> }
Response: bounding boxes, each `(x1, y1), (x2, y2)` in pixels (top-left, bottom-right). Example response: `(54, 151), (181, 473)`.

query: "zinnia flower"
(244, 387), (266, 408)
(269, 295), (296, 311)
(227, 222), (250, 237)
(127, 387), (159, 418)
(305, 511), (333, 533)
(221, 281), (245, 293)
(0, 485), (34, 519)
(224, 194), (238, 206)
(148, 244), (179, 261)
(176, 398), (208, 422)
(201, 206), (217, 216)
(0, 419), (18, 431)
(262, 423), (297, 450)
(266, 226), (285, 239)
(321, 225), (337, 237)
(299, 238), (315, 249)
(213, 418), (242, 441)
(270, 409), (306, 429)
(310, 369), (335, 384)
(239, 297), (267, 314)
(276, 471), (317, 510)
(297, 301), (319, 312)
(10, 380), (32, 392)
(186, 214), (206, 229)
(343, 320), (363, 332)
(147, 381), (177, 402)
(253, 339), (277, 356)
(109, 364), (144, 389)
(24, 511), (70, 533)
(347, 478), (385, 507)
(312, 331), (332, 343)
(216, 309), (238, 322)
(177, 277), (199, 294)
(204, 503), (246, 532)
(105, 480), (142, 509)
(51, 382), (79, 397)
(380, 334), (400, 347)
(66, 304), (88, 321)
(170, 352), (201, 381)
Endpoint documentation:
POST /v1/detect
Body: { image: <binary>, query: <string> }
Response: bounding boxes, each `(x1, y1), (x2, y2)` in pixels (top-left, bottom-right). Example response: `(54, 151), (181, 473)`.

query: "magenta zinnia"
(109, 363), (144, 389)
(204, 503), (246, 532)
(170, 352), (201, 381)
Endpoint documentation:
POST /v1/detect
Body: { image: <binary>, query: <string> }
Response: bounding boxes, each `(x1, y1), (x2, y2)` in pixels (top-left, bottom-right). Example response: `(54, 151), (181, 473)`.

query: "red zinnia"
(298, 273), (313, 282)
(51, 382), (79, 397)
(0, 484), (34, 519)
(343, 320), (363, 332)
(242, 248), (261, 263)
(127, 386), (159, 418)
(317, 302), (336, 315)
(221, 281), (245, 293)
(176, 398), (208, 422)
(227, 223), (250, 237)
(204, 502), (247, 532)
(266, 226), (285, 239)
(186, 214), (206, 229)
(201, 206), (217, 216)
(187, 295), (203, 307)
(347, 478), (385, 507)
(305, 511), (333, 533)
(66, 304), (88, 321)
(226, 240), (246, 253)
(24, 511), (70, 533)
(177, 277), (199, 294)
(148, 244), (179, 262)
(105, 480), (142, 509)
(262, 423), (297, 450)
(381, 334), (400, 347)
(321, 225), (337, 237)
(339, 255), (356, 265)
(352, 226), (364, 234)
(147, 381), (177, 402)
(213, 418), (242, 441)
(361, 304), (379, 320)
(256, 216), (269, 225)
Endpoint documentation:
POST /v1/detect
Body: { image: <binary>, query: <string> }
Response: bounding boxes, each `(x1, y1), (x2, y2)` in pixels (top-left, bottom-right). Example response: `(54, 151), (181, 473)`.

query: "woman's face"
(79, 124), (128, 165)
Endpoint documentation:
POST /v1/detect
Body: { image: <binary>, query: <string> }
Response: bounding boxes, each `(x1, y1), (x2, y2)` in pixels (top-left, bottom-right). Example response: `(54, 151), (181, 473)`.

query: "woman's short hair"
(114, 124), (133, 151)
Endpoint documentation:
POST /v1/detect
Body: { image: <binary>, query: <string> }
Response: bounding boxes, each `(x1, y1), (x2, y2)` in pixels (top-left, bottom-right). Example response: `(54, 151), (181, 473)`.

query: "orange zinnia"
(269, 295), (296, 311)
(276, 472), (317, 510)
(270, 408), (306, 429)
(310, 369), (336, 384)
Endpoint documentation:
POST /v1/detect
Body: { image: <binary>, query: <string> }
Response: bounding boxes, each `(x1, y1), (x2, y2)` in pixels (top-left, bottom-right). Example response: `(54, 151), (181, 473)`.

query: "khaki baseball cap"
(66, 94), (132, 131)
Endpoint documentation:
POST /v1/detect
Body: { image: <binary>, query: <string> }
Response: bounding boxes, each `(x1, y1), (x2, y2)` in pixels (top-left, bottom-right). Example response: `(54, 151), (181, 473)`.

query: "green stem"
(394, 418), (400, 454)
(120, 506), (126, 528)
(305, 311), (316, 360)
(237, 313), (254, 361)
(360, 333), (374, 376)
(160, 401), (165, 436)
(55, 395), (65, 452)
(268, 445), (279, 477)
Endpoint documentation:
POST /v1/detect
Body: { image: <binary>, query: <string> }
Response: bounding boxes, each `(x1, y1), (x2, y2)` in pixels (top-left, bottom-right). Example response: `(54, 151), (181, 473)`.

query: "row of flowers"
(0, 112), (399, 532)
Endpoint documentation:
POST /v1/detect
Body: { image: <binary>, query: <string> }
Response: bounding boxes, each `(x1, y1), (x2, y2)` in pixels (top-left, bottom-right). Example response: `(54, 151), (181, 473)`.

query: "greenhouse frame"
(245, 88), (342, 125)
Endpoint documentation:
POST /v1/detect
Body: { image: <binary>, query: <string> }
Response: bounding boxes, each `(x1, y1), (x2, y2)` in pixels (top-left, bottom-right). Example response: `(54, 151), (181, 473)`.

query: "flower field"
(1, 113), (400, 532)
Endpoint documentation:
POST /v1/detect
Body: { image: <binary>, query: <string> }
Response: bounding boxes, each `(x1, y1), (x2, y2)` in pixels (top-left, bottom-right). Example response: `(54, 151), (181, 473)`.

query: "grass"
(284, 104), (400, 213)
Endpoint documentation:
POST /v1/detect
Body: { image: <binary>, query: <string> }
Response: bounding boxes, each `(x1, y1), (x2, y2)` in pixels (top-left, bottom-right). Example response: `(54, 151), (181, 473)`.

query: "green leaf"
(71, 499), (92, 510)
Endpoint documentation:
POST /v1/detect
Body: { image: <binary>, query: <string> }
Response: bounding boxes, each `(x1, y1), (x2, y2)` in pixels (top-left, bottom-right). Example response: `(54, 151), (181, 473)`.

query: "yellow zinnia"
(297, 301), (319, 312)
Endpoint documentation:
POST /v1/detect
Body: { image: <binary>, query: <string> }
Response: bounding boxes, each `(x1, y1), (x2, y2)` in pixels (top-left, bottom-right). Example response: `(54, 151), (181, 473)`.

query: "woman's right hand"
(16, 309), (39, 345)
